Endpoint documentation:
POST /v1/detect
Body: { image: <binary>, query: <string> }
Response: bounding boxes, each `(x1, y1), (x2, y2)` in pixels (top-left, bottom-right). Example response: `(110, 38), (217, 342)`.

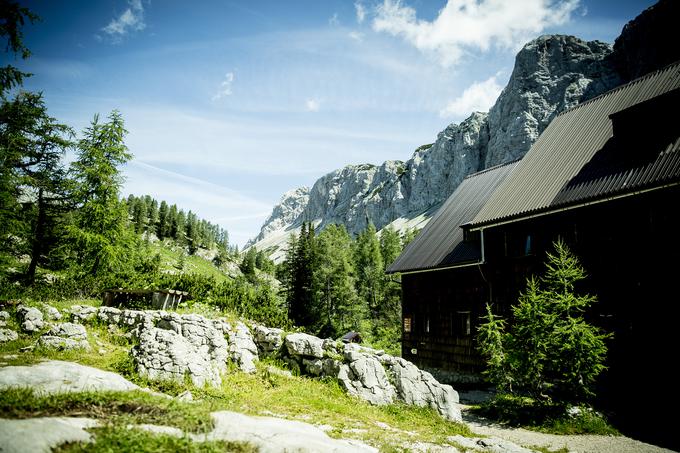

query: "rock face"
(132, 312), (230, 387)
(249, 4), (676, 257)
(227, 322), (258, 373)
(610, 0), (680, 83)
(284, 339), (461, 422)
(0, 417), (98, 453)
(0, 311), (9, 327)
(0, 328), (18, 343)
(250, 187), (310, 245)
(0, 360), (140, 394)
(483, 35), (619, 167)
(39, 323), (90, 351)
(16, 305), (44, 333)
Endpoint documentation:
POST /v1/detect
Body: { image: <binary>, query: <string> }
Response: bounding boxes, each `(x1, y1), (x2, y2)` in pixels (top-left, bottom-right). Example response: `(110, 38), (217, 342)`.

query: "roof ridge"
(463, 157), (521, 180)
(554, 59), (680, 119)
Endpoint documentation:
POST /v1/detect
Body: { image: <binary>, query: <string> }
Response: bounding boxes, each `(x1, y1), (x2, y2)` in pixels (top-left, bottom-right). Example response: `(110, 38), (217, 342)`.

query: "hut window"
(403, 316), (412, 333)
(524, 234), (533, 256)
(457, 311), (471, 336)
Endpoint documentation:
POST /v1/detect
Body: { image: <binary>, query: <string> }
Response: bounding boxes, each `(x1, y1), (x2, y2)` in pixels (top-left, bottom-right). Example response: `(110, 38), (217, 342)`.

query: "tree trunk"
(26, 188), (46, 285)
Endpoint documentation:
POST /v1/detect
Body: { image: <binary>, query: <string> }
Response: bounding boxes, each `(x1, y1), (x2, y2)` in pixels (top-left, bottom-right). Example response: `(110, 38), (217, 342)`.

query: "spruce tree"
(477, 240), (609, 403)
(66, 111), (135, 277)
(354, 223), (383, 321)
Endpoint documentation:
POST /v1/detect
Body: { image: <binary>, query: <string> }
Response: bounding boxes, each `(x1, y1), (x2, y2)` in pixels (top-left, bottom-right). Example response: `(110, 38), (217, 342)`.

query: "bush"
(477, 240), (610, 404)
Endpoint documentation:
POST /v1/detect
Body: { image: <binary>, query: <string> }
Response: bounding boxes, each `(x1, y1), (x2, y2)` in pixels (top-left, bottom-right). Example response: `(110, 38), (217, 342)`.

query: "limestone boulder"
(0, 310), (10, 327)
(0, 360), (140, 394)
(69, 305), (98, 323)
(338, 354), (397, 406)
(381, 355), (461, 422)
(0, 328), (18, 343)
(227, 322), (258, 373)
(133, 326), (223, 387)
(39, 323), (90, 351)
(16, 305), (44, 333)
(42, 304), (62, 321)
(252, 324), (284, 356)
(284, 332), (324, 359)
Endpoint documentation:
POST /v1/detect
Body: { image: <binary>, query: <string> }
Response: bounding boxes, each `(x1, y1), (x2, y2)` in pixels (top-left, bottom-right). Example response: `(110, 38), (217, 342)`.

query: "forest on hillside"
(0, 2), (413, 352)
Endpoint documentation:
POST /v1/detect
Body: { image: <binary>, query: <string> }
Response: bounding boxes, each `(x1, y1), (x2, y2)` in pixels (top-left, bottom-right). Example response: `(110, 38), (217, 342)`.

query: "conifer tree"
(157, 200), (169, 239)
(477, 240), (609, 403)
(354, 223), (384, 321)
(314, 224), (358, 336)
(66, 111), (135, 277)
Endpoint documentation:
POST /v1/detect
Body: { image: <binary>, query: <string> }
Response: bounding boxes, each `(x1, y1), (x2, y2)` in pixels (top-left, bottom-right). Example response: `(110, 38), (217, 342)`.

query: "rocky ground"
(0, 302), (675, 452)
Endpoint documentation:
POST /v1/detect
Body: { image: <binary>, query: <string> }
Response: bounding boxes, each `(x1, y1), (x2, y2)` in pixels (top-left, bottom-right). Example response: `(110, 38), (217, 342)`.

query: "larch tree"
(67, 111), (135, 277)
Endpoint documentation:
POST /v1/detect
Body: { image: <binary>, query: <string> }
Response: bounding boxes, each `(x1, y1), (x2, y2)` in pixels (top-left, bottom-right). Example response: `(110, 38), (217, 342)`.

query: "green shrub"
(477, 240), (610, 404)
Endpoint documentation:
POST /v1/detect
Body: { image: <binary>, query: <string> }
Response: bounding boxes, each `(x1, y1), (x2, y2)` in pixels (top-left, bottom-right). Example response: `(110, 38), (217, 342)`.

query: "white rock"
(16, 305), (44, 333)
(41, 304), (62, 321)
(39, 322), (91, 351)
(0, 311), (10, 327)
(252, 324), (284, 355)
(197, 410), (377, 453)
(0, 417), (98, 453)
(0, 360), (140, 394)
(227, 322), (258, 373)
(285, 332), (325, 359)
(0, 328), (18, 343)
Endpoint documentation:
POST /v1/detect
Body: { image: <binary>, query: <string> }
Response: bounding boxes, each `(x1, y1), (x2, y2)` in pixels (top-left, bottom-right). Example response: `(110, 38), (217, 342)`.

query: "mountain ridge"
(247, 0), (678, 261)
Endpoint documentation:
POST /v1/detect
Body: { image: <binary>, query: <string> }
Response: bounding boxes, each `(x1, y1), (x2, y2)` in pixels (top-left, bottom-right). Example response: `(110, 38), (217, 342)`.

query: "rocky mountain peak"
(248, 1), (677, 259)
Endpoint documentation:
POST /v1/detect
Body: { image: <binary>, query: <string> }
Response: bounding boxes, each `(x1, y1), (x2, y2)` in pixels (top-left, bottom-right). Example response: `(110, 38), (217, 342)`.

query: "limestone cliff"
(248, 1), (677, 258)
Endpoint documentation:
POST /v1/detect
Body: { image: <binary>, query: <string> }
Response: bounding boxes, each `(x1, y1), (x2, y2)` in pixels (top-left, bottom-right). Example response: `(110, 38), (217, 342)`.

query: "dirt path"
(462, 409), (675, 453)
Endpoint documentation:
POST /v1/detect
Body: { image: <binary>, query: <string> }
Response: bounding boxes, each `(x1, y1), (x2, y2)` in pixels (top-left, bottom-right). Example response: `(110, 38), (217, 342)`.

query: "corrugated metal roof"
(387, 160), (518, 274)
(471, 61), (680, 228)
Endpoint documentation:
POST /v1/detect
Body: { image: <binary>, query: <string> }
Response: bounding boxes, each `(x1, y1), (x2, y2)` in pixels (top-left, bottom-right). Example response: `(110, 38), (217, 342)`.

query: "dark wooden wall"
(400, 185), (680, 446)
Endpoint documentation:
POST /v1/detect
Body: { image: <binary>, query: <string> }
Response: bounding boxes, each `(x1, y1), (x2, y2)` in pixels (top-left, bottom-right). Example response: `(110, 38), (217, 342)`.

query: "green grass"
(149, 242), (231, 283)
(56, 427), (255, 453)
(471, 394), (619, 436)
(0, 298), (471, 451)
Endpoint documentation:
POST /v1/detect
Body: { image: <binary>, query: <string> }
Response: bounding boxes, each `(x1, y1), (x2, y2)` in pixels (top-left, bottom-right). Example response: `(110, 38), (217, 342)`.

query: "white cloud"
(440, 75), (503, 117)
(372, 0), (579, 67)
(102, 0), (146, 40)
(348, 31), (365, 42)
(212, 72), (235, 101)
(329, 13), (340, 26)
(355, 2), (367, 23)
(305, 98), (321, 112)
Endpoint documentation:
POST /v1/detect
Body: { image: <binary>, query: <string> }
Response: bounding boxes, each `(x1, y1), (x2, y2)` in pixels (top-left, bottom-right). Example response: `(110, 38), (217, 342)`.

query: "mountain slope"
(248, 0), (678, 261)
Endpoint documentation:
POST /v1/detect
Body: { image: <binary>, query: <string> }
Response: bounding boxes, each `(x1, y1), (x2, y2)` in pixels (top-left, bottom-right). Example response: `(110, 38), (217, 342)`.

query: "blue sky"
(15, 0), (656, 246)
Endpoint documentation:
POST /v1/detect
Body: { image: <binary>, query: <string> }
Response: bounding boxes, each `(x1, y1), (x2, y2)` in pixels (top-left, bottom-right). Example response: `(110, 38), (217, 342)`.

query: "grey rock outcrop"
(227, 322), (258, 373)
(484, 35), (619, 167)
(338, 353), (397, 406)
(42, 304), (62, 321)
(249, 187), (310, 246)
(133, 312), (229, 387)
(610, 0), (680, 83)
(0, 328), (18, 343)
(284, 332), (325, 359)
(69, 305), (98, 323)
(285, 337), (461, 421)
(381, 354), (460, 422)
(0, 417), (98, 453)
(250, 3), (675, 256)
(0, 360), (140, 394)
(16, 305), (44, 333)
(252, 324), (284, 356)
(39, 323), (90, 351)
(0, 311), (10, 327)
